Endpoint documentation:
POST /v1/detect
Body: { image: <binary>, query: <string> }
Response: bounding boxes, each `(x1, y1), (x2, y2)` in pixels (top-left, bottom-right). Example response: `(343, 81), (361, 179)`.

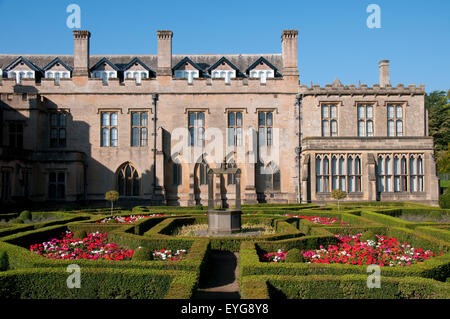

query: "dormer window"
(125, 71), (149, 84)
(92, 71), (117, 84)
(212, 70), (236, 84)
(249, 70), (274, 83)
(174, 70), (199, 84)
(45, 71), (70, 83)
(4, 57), (40, 84)
(8, 70), (35, 84)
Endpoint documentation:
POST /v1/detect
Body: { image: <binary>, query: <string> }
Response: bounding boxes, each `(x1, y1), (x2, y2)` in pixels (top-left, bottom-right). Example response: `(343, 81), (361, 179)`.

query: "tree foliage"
(426, 91), (450, 174)
(105, 190), (119, 214)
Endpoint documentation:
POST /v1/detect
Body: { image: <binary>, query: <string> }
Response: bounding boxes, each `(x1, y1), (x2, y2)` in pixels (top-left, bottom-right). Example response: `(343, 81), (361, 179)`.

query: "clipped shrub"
(439, 188), (450, 209)
(19, 211), (32, 221)
(285, 248), (304, 263)
(12, 218), (24, 224)
(429, 211), (442, 220)
(360, 230), (376, 242)
(0, 251), (8, 271)
(132, 246), (153, 261)
(73, 230), (87, 240)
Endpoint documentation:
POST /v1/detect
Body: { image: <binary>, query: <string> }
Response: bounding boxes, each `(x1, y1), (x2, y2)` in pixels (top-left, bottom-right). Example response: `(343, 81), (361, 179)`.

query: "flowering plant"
(260, 249), (286, 262)
(152, 249), (186, 261)
(96, 214), (165, 224)
(262, 233), (443, 267)
(30, 231), (133, 261)
(285, 214), (349, 226)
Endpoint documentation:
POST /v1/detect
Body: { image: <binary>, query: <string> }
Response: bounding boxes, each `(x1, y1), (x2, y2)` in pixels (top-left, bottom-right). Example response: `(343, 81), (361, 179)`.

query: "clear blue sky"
(0, 0), (449, 92)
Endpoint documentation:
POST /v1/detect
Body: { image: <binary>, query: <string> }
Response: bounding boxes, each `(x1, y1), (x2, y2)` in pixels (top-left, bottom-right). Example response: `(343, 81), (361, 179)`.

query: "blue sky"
(0, 0), (449, 92)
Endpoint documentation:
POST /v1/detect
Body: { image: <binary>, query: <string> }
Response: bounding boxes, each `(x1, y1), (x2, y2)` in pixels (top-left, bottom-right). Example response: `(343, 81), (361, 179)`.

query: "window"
(125, 71), (148, 83)
(357, 104), (374, 136)
(8, 122), (23, 148)
(131, 112), (148, 147)
(228, 111), (243, 147)
(317, 155), (361, 193)
(315, 156), (330, 193)
(117, 163), (140, 196)
(173, 162), (182, 186)
(212, 70), (236, 84)
(321, 104), (338, 136)
(387, 104), (404, 136)
(101, 112), (118, 147)
(199, 160), (209, 186)
(377, 154), (423, 193)
(331, 156), (347, 191)
(48, 172), (65, 200)
(174, 70), (199, 84)
(261, 162), (280, 192)
(249, 70), (274, 83)
(227, 160), (237, 185)
(188, 111), (205, 147)
(258, 111), (273, 146)
(410, 156), (424, 192)
(49, 112), (67, 148)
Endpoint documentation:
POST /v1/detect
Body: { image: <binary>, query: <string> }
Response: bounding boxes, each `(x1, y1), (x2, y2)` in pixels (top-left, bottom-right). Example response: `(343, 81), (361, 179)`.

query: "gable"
(5, 56), (41, 72)
(173, 57), (203, 73)
(90, 58), (120, 72)
(43, 58), (72, 72)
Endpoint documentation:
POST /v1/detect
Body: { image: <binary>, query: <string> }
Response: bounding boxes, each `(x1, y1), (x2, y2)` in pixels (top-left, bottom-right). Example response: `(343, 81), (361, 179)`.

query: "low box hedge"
(0, 267), (197, 299)
(240, 274), (450, 299)
(239, 226), (450, 282)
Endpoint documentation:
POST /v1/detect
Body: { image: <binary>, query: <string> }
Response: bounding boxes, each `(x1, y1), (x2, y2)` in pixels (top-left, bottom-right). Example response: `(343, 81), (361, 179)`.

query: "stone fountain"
(207, 161), (242, 235)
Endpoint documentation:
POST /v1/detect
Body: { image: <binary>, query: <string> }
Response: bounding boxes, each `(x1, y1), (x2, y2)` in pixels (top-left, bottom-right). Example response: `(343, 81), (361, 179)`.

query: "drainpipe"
(152, 93), (159, 203)
(295, 93), (303, 203)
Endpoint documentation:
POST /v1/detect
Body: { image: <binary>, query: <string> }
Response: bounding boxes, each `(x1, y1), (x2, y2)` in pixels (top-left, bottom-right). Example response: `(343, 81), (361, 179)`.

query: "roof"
(3, 56), (42, 72)
(173, 57), (205, 73)
(207, 56), (244, 77)
(43, 57), (73, 72)
(122, 57), (154, 73)
(0, 53), (283, 76)
(245, 56), (280, 76)
(90, 57), (121, 72)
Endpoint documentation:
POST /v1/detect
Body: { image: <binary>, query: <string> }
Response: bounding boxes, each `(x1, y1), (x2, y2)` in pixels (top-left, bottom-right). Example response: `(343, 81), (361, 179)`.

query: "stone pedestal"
(207, 161), (242, 235)
(208, 209), (242, 234)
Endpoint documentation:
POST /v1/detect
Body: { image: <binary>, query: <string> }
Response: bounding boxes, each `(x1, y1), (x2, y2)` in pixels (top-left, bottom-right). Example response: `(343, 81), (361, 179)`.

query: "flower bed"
(285, 214), (349, 226)
(153, 249), (187, 261)
(261, 233), (443, 266)
(96, 214), (166, 224)
(30, 231), (133, 260)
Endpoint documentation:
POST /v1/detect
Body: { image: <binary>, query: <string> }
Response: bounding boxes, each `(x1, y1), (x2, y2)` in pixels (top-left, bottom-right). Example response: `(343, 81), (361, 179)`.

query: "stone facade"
(0, 30), (440, 206)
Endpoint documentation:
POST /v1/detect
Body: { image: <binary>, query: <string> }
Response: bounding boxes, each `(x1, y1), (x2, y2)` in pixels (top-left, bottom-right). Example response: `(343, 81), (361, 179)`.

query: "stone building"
(0, 30), (440, 206)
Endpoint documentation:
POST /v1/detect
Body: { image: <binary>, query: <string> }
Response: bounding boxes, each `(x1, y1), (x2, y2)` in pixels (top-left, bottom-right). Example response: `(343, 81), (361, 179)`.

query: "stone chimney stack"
(157, 30), (173, 76)
(379, 60), (390, 87)
(72, 30), (91, 77)
(281, 30), (299, 76)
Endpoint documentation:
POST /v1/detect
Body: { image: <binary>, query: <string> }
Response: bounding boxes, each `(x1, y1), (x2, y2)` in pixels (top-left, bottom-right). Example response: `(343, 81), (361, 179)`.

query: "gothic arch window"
(117, 163), (140, 196)
(199, 160), (209, 186)
(261, 162), (280, 192)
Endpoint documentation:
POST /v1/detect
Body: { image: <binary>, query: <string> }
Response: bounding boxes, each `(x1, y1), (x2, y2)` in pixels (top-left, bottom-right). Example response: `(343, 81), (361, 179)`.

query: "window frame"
(100, 111), (118, 147)
(130, 111), (148, 147)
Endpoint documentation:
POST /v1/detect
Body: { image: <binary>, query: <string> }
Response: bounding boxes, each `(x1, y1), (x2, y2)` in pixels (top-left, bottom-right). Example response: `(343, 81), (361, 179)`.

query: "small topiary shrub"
(439, 188), (450, 209)
(285, 248), (304, 263)
(132, 246), (153, 261)
(19, 210), (32, 221)
(73, 230), (87, 240)
(12, 218), (24, 224)
(0, 251), (9, 271)
(360, 231), (376, 242)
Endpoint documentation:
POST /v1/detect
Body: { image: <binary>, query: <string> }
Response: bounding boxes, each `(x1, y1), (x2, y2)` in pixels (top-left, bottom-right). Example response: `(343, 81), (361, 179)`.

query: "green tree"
(105, 190), (119, 215)
(331, 189), (347, 211)
(426, 91), (450, 174)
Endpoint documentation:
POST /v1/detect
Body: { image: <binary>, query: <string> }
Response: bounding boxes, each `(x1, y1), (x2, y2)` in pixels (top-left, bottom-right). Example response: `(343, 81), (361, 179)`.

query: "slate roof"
(0, 53), (283, 77)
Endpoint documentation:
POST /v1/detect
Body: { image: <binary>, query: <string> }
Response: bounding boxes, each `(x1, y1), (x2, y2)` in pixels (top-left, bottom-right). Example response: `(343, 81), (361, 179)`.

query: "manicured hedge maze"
(0, 202), (449, 299)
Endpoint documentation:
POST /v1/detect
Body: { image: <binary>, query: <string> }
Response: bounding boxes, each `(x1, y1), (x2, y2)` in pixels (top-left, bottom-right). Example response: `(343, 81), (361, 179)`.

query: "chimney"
(379, 60), (390, 87)
(72, 30), (91, 77)
(281, 30), (299, 76)
(157, 30), (173, 76)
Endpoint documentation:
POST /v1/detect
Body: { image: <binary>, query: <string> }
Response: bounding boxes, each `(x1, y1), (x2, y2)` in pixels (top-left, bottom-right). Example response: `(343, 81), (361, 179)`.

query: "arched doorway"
(117, 162), (140, 196)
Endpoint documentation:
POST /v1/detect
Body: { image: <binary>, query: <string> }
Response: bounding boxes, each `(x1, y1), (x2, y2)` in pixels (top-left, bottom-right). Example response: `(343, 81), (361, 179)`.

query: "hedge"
(0, 267), (197, 299)
(239, 228), (450, 282)
(240, 275), (450, 299)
